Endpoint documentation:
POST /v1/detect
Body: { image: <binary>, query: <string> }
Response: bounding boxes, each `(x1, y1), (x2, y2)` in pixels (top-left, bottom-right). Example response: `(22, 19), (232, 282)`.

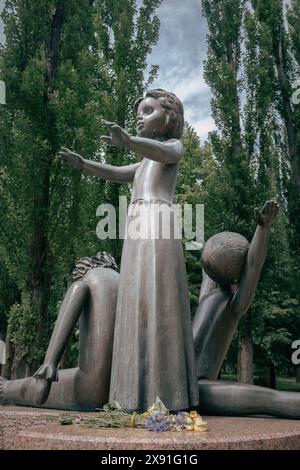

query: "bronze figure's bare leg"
(198, 380), (300, 419)
(0, 281), (88, 406)
(0, 262), (119, 411)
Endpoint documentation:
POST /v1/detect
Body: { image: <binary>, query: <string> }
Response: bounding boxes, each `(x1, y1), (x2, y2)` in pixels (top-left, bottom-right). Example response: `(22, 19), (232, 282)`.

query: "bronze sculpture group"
(1, 89), (299, 419)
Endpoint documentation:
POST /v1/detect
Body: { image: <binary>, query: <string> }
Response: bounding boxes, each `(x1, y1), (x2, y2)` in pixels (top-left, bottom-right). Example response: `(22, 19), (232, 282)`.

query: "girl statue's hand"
(58, 147), (84, 169)
(101, 120), (130, 147)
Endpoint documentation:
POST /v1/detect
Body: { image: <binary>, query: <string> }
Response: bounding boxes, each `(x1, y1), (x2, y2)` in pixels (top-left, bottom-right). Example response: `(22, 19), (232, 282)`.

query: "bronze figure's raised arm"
(194, 201), (300, 419)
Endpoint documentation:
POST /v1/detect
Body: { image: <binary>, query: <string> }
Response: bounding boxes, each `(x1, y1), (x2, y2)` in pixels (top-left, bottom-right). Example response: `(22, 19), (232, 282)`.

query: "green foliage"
(177, 124), (212, 315)
(7, 292), (43, 365)
(0, 0), (161, 375)
(202, 0), (300, 382)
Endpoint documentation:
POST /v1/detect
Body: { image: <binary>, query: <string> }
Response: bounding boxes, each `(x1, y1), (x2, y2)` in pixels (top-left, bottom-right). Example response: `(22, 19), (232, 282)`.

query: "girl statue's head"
(134, 89), (184, 139)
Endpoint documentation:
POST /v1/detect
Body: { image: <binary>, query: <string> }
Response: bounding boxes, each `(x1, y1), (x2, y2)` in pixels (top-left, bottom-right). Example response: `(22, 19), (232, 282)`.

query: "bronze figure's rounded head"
(134, 89), (184, 139)
(202, 232), (250, 287)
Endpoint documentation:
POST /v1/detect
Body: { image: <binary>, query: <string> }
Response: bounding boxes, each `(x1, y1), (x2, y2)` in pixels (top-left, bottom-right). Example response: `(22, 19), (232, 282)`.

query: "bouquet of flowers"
(59, 397), (208, 433)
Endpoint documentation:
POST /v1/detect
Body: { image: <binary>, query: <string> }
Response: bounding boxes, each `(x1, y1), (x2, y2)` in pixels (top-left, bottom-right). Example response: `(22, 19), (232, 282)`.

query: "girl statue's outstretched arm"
(58, 147), (140, 183)
(101, 121), (184, 164)
(128, 136), (183, 164)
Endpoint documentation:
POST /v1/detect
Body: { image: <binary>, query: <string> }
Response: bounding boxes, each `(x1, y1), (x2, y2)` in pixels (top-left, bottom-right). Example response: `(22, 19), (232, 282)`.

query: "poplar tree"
(202, 0), (256, 383)
(0, 0), (161, 376)
(248, 1), (300, 246)
(202, 0), (300, 385)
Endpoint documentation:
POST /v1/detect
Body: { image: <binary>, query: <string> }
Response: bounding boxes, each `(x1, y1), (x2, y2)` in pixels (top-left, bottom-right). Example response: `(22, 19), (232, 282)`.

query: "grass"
(221, 374), (300, 392)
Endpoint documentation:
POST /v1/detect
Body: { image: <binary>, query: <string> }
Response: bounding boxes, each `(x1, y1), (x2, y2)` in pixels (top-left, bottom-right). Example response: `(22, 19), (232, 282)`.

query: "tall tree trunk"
(272, 27), (300, 249)
(230, 48), (243, 161)
(29, 168), (51, 369)
(0, 329), (5, 377)
(237, 315), (254, 384)
(269, 363), (276, 389)
(11, 352), (32, 379)
(273, 36), (300, 188)
(28, 1), (65, 369)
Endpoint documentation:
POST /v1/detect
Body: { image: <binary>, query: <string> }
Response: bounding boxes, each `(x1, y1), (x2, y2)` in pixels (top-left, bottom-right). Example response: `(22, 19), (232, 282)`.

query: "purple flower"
(146, 413), (173, 432)
(75, 415), (82, 423)
(173, 412), (188, 430)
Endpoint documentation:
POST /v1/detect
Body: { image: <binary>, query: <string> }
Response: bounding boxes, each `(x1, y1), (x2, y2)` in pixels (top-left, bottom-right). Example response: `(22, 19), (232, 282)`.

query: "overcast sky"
(145, 0), (214, 139)
(0, 0), (213, 139)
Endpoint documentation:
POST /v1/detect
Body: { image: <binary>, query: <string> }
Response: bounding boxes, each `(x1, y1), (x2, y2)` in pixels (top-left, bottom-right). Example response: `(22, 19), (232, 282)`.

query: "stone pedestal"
(1, 406), (300, 450)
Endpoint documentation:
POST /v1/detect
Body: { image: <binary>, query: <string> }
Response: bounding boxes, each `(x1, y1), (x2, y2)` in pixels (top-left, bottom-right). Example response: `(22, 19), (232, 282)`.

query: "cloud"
(146, 0), (214, 140)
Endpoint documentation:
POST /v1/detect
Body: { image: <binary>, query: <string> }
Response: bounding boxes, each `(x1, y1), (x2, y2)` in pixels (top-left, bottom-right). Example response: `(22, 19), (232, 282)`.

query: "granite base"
(1, 406), (300, 450)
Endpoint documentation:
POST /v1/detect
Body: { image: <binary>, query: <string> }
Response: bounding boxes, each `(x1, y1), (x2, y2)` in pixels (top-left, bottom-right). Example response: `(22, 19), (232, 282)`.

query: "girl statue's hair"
(134, 89), (184, 139)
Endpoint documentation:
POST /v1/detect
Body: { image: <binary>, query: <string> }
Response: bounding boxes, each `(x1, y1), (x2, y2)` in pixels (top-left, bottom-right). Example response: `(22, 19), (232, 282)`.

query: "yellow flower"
(189, 410), (199, 419)
(194, 417), (204, 426)
(185, 424), (194, 431)
(194, 421), (208, 432)
(147, 404), (156, 414)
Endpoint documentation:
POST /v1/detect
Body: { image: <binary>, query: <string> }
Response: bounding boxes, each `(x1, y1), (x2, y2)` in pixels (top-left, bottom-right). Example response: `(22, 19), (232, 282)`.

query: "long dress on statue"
(109, 163), (199, 412)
